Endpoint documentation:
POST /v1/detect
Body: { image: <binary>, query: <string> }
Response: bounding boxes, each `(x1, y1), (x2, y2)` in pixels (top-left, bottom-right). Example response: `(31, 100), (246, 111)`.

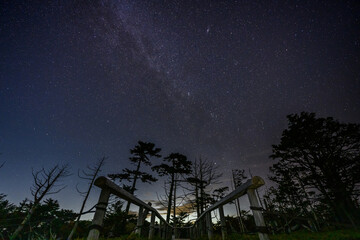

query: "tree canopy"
(269, 112), (360, 226)
(109, 141), (161, 192)
(108, 141), (161, 213)
(152, 153), (192, 223)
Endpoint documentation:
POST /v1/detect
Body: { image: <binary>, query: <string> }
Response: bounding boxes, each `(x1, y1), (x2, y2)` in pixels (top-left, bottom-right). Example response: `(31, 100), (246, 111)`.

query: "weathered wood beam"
(219, 205), (227, 240)
(135, 206), (144, 235)
(94, 176), (171, 228)
(149, 211), (156, 239)
(206, 212), (214, 240)
(247, 188), (269, 240)
(87, 188), (110, 240)
(196, 176), (265, 222)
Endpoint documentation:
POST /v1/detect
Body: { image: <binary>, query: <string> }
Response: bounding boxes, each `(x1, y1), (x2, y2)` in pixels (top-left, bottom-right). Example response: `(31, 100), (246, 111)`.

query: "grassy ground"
(76, 229), (360, 240)
(75, 233), (163, 240)
(226, 229), (360, 240)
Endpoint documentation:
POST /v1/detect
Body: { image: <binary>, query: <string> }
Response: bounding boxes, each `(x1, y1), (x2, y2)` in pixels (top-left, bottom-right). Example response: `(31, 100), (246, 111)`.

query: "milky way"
(0, 1), (359, 213)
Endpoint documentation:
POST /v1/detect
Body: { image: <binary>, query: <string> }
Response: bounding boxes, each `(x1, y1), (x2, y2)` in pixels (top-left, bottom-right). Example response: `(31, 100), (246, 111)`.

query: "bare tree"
(67, 157), (106, 240)
(154, 159), (191, 239)
(10, 164), (70, 240)
(0, 153), (5, 169)
(232, 169), (248, 233)
(152, 153), (192, 223)
(186, 157), (222, 217)
(156, 179), (189, 223)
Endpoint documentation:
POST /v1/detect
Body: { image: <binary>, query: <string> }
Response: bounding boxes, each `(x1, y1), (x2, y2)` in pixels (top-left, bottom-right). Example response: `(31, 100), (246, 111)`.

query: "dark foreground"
(75, 229), (360, 240)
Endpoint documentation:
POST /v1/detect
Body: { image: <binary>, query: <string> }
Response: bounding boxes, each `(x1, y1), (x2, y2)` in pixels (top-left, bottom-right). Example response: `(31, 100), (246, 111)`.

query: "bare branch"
(68, 157), (106, 240)
(11, 164), (70, 239)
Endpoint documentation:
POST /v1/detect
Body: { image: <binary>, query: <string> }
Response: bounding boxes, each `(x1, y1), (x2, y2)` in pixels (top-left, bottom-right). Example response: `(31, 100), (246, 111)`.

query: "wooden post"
(136, 206), (144, 235)
(140, 205), (150, 236)
(199, 223), (201, 238)
(196, 224), (200, 238)
(194, 225), (197, 239)
(247, 188), (269, 240)
(167, 225), (171, 240)
(147, 211), (155, 239)
(219, 205), (227, 240)
(159, 220), (164, 239)
(206, 212), (214, 240)
(164, 225), (168, 240)
(199, 219), (203, 236)
(194, 224), (198, 238)
(162, 222), (166, 240)
(87, 188), (110, 240)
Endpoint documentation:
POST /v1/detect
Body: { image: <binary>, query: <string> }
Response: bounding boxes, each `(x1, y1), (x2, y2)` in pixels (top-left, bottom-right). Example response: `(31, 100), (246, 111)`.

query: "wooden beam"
(206, 212), (214, 240)
(135, 206), (144, 235)
(219, 205), (227, 240)
(149, 211), (156, 239)
(195, 176), (265, 222)
(247, 188), (269, 240)
(94, 177), (171, 228)
(87, 188), (110, 240)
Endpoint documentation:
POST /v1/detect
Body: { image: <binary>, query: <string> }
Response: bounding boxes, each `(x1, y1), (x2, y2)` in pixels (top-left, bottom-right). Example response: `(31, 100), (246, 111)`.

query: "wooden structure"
(189, 176), (269, 240)
(86, 176), (172, 240)
(86, 176), (268, 240)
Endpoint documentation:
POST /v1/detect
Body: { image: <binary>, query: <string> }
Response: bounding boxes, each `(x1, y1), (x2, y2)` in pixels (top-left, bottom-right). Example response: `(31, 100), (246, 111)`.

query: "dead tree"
(156, 177), (189, 239)
(0, 152), (5, 170)
(10, 164), (70, 240)
(67, 157), (106, 240)
(232, 169), (248, 233)
(186, 157), (222, 217)
(152, 153), (192, 224)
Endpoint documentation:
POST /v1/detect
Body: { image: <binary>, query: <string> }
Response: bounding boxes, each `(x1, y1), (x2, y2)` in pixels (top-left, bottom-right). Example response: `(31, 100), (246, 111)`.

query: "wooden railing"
(189, 176), (269, 240)
(86, 176), (173, 240)
(86, 176), (269, 240)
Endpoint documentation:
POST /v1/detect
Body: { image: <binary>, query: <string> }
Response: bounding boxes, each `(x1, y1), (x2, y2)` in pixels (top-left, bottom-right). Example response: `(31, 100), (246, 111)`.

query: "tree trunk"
(199, 161), (204, 214)
(195, 183), (200, 218)
(194, 159), (200, 218)
(125, 161), (142, 214)
(67, 221), (79, 240)
(173, 176), (177, 238)
(68, 162), (102, 240)
(166, 173), (175, 222)
(334, 196), (359, 227)
(11, 204), (37, 240)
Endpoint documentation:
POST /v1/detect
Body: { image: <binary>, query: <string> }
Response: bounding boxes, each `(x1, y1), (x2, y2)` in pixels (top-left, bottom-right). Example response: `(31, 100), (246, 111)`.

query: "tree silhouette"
(152, 153), (192, 223)
(109, 141), (161, 213)
(232, 169), (247, 232)
(186, 157), (222, 217)
(171, 211), (189, 228)
(0, 194), (15, 232)
(10, 164), (70, 239)
(103, 200), (136, 236)
(29, 198), (76, 239)
(67, 157), (106, 240)
(270, 112), (360, 227)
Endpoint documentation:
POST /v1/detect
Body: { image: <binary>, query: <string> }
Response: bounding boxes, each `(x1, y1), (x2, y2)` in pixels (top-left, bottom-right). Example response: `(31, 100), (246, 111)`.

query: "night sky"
(1, 1), (359, 216)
